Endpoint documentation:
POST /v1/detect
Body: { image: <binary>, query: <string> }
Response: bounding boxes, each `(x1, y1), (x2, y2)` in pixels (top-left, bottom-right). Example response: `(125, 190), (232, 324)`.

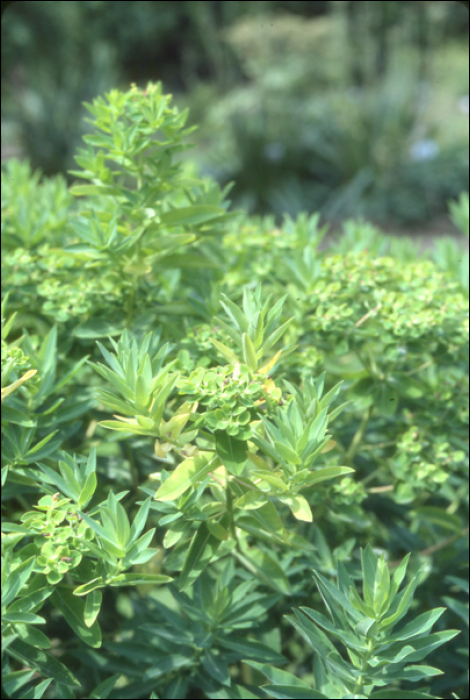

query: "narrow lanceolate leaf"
(1, 369), (37, 402)
(209, 337), (240, 364)
(380, 577), (420, 630)
(361, 544), (379, 610)
(180, 522), (221, 589)
(258, 348), (283, 376)
(261, 318), (293, 355)
(251, 470), (288, 492)
(370, 691), (439, 699)
(220, 296), (249, 333)
(107, 572), (172, 587)
(115, 501), (131, 549)
(384, 608), (446, 644)
(1, 556), (36, 609)
(159, 205), (225, 227)
(241, 661), (312, 691)
(130, 497), (152, 543)
(149, 372), (181, 425)
(242, 333), (258, 371)
(262, 684), (328, 699)
(154, 452), (219, 501)
(3, 638), (81, 689)
(84, 590), (102, 628)
(51, 588), (101, 648)
(237, 548), (290, 594)
(274, 441), (301, 466)
(99, 419), (155, 436)
(297, 466), (354, 488)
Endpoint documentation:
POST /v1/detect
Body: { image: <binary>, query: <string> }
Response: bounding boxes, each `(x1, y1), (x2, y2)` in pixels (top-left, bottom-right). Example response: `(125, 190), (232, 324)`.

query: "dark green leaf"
(215, 431), (248, 476)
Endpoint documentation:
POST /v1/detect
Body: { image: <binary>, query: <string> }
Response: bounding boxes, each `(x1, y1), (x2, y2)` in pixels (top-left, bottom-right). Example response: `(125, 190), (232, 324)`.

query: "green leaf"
(88, 674), (120, 700)
(215, 432), (248, 476)
(261, 318), (293, 355)
(236, 548), (290, 594)
(278, 494), (312, 522)
(80, 471), (98, 510)
(206, 520), (230, 540)
(379, 629), (460, 665)
(209, 337), (240, 364)
(1, 556), (36, 608)
(73, 319), (125, 338)
(129, 496), (151, 543)
(374, 383), (400, 417)
(370, 692), (439, 699)
(25, 430), (59, 461)
(122, 529), (158, 566)
(84, 590), (102, 628)
(115, 500), (131, 549)
(201, 649), (230, 686)
(68, 181), (118, 195)
(274, 441), (301, 465)
(220, 296), (249, 333)
(285, 608), (339, 659)
(159, 205), (225, 227)
(361, 544), (379, 609)
(99, 419), (156, 436)
(251, 470), (288, 492)
(251, 433), (285, 463)
(234, 492), (269, 510)
(2, 612), (46, 626)
(154, 452), (219, 501)
(149, 372), (181, 425)
(242, 333), (258, 371)
(389, 553), (411, 605)
(412, 506), (463, 534)
(242, 661), (312, 689)
(11, 623), (51, 650)
(381, 577), (420, 630)
(263, 685), (327, 699)
(218, 637), (286, 665)
(328, 399), (354, 423)
(307, 407), (329, 443)
(75, 510), (124, 558)
(237, 499), (290, 546)
(312, 570), (365, 625)
(107, 573), (172, 587)
(299, 606), (367, 653)
(373, 555), (391, 616)
(4, 638), (81, 689)
(73, 579), (106, 596)
(258, 349), (283, 376)
(51, 588), (101, 648)
(180, 522), (221, 589)
(92, 368), (132, 403)
(390, 664), (444, 682)
(298, 466), (354, 488)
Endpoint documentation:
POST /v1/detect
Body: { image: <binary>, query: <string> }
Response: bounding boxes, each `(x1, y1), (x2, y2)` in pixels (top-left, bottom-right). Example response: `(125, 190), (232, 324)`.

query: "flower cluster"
(20, 494), (93, 585)
(178, 362), (283, 439)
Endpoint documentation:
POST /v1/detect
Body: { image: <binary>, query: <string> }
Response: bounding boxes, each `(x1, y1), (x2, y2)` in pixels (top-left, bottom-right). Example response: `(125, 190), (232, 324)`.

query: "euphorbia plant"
(247, 545), (460, 699)
(1, 81), (236, 344)
(1, 80), (467, 700)
(90, 285), (354, 588)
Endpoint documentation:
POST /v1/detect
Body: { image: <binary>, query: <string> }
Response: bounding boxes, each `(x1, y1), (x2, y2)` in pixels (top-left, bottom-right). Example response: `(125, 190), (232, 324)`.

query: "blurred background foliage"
(1, 0), (469, 228)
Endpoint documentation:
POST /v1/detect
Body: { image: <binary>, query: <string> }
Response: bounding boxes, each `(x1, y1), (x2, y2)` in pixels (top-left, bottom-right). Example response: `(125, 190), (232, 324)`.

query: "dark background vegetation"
(1, 0), (468, 237)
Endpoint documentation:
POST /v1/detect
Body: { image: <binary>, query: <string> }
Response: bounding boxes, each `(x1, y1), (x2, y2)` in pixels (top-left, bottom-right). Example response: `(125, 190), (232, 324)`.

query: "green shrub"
(2, 81), (468, 700)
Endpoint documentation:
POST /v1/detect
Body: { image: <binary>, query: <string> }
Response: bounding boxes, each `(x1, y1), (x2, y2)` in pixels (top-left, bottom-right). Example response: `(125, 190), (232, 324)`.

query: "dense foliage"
(2, 1), (468, 224)
(2, 81), (468, 700)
